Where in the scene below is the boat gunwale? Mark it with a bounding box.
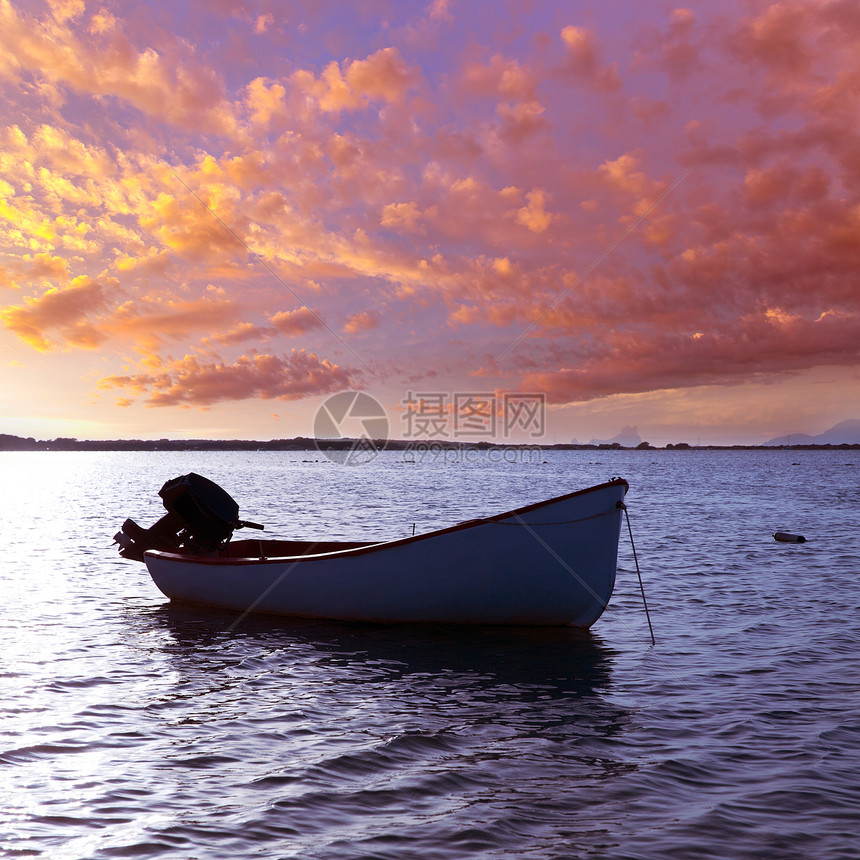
[144,477,628,567]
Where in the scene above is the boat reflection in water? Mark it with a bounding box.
[148,603,620,701]
[119,545,638,858]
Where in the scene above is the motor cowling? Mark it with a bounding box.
[114,473,262,561]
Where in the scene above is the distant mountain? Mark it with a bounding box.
[589,425,643,446]
[766,419,860,446]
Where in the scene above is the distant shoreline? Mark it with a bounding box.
[1,433,858,452]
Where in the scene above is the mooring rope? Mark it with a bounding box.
[621,502,655,646]
[460,500,656,644]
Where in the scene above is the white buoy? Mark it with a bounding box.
[773,532,807,543]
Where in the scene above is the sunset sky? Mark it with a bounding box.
[1,0,858,445]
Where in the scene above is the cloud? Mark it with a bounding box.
[89,8,117,34]
[48,0,84,23]
[245,77,287,127]
[427,0,453,24]
[107,297,242,347]
[730,2,811,76]
[0,0,237,132]
[138,192,247,262]
[98,349,355,406]
[559,26,621,92]
[290,47,422,113]
[460,54,537,101]
[515,189,553,233]
[343,310,379,334]
[520,309,860,403]
[30,123,115,179]
[0,275,109,350]
[269,306,325,337]
[254,13,273,35]
[496,99,547,143]
[0,253,69,287]
[2,0,860,425]
[381,201,423,232]
[634,8,703,82]
[206,322,274,345]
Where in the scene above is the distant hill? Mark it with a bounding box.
[766,419,860,446]
[589,425,643,446]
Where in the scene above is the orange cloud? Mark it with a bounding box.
[290,47,422,113]
[0,252,69,286]
[98,349,355,407]
[108,297,241,346]
[515,189,553,233]
[138,191,247,262]
[0,1,237,132]
[0,275,109,350]
[31,124,115,179]
[343,310,379,334]
[245,76,286,127]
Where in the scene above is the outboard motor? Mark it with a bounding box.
[114,473,263,561]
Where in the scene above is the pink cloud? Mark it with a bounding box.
[730,2,811,76]
[98,349,355,407]
[657,8,701,80]
[496,100,548,143]
[269,306,325,337]
[460,54,538,101]
[206,322,274,346]
[520,310,860,403]
[381,201,423,232]
[559,26,621,92]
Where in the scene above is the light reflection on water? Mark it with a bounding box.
[1,449,859,858]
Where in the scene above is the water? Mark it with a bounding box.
[1,448,858,859]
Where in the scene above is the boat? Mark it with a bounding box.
[115,473,629,627]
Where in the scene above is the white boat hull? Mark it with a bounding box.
[144,479,628,627]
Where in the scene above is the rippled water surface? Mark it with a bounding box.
[1,449,859,859]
